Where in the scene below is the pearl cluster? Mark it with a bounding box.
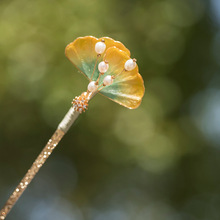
[98,61,109,73]
[103,75,113,86]
[124,58,136,71]
[88,81,98,92]
[87,40,137,93]
[95,39,106,54]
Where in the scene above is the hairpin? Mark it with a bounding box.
[0,36,145,219]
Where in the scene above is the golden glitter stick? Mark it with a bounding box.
[0,36,145,219]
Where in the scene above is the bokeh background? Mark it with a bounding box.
[1,0,220,219]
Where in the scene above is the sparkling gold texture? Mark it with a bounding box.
[0,129,65,220]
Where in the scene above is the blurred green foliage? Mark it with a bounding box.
[1,0,220,219]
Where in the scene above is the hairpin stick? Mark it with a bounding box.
[0,91,93,220]
[0,36,144,219]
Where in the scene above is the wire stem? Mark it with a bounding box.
[90,55,99,81]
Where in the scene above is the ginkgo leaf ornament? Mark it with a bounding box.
[65,36,145,109]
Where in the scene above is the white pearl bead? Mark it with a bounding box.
[124,59,136,71]
[98,61,109,73]
[88,81,98,92]
[103,75,113,86]
[95,42,106,54]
